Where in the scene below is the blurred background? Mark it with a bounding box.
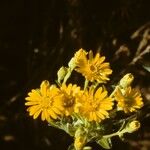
[0,0,150,150]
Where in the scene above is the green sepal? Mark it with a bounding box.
[68,143,75,150]
[97,137,112,149]
[83,146,92,150]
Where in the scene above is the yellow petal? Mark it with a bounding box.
[25,101,39,106]
[28,105,41,116]
[40,80,50,96]
[33,109,42,119]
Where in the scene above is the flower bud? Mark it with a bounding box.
[68,48,87,70]
[75,48,87,58]
[68,57,76,70]
[119,73,134,88]
[127,121,141,133]
[74,136,86,150]
[74,127,87,150]
[57,66,68,83]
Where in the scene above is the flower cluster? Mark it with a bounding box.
[25,49,144,150]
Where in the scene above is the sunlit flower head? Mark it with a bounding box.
[59,84,82,116]
[75,87,113,122]
[74,49,112,83]
[114,87,143,113]
[25,80,63,122]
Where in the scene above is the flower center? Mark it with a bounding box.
[89,65,97,72]
[89,99,99,111]
[63,96,75,108]
[41,97,53,109]
[124,97,134,106]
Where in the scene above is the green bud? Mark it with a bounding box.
[68,57,76,70]
[120,120,141,136]
[119,73,134,88]
[127,121,141,133]
[57,66,68,83]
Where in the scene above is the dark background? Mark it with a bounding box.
[0,0,150,150]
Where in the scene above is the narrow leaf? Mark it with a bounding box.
[143,65,150,72]
[97,137,112,149]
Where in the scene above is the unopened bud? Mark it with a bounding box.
[69,48,87,69]
[57,66,68,83]
[74,136,86,150]
[74,127,87,150]
[68,57,76,70]
[74,48,87,59]
[119,73,134,88]
[127,121,141,133]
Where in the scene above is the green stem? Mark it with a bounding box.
[103,121,126,138]
[63,68,72,84]
[103,131,119,138]
[84,79,89,90]
[48,121,60,128]
[110,86,119,98]
[103,128,127,139]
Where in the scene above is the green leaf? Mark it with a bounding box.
[143,65,150,72]
[97,137,112,149]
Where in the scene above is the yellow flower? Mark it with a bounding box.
[75,87,113,122]
[74,49,112,83]
[59,84,82,116]
[25,80,63,122]
[114,87,143,113]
